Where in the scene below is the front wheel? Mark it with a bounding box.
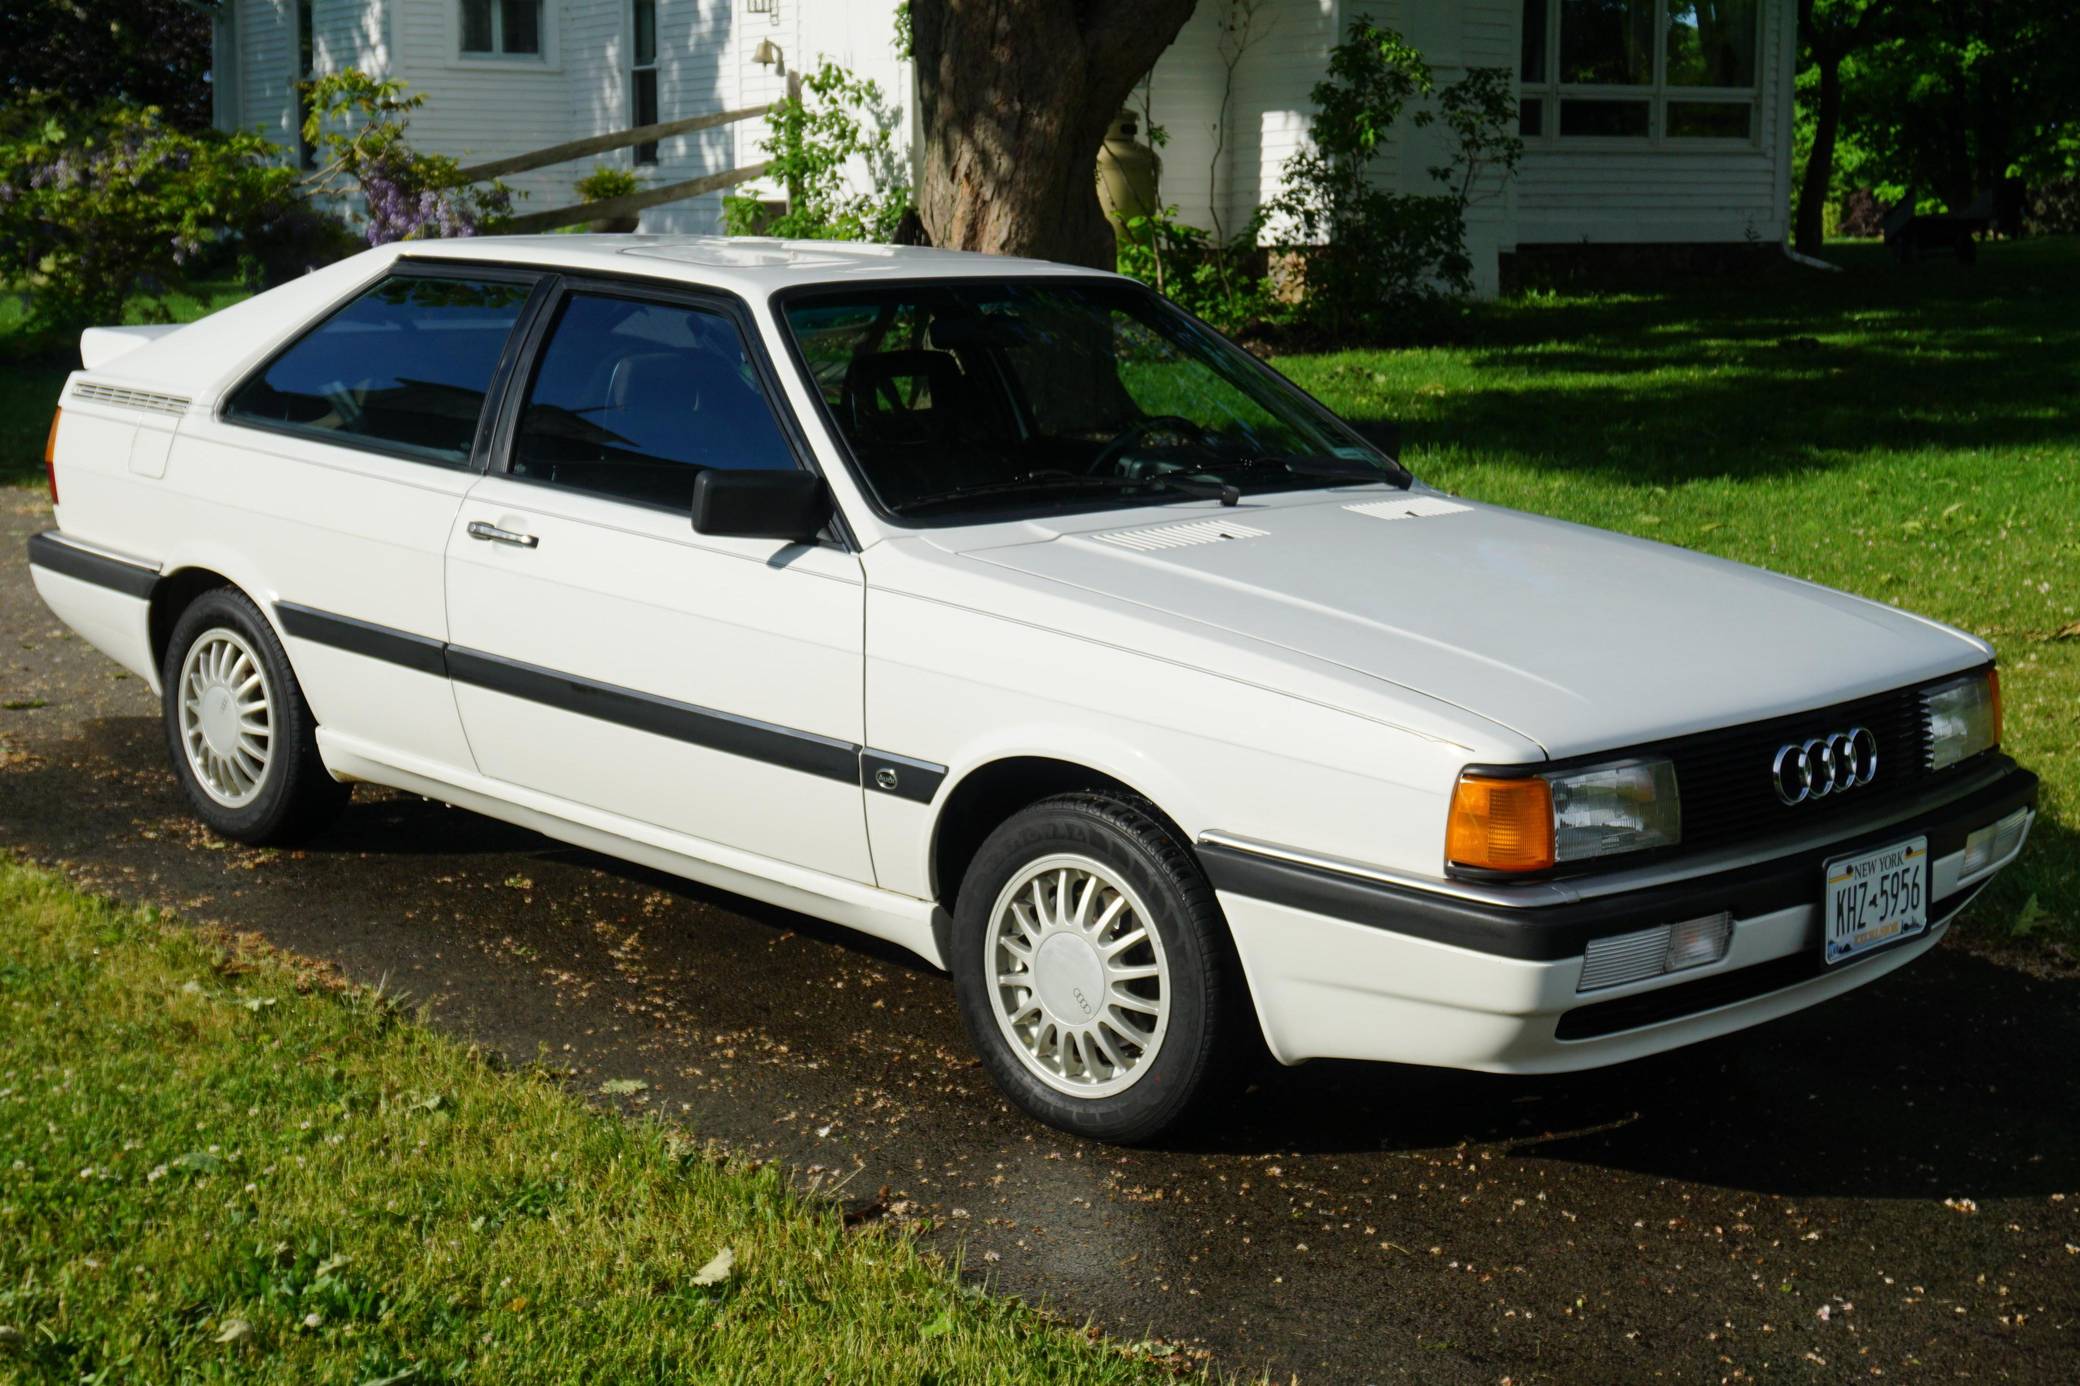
[161,587,347,844]
[950,793,1241,1143]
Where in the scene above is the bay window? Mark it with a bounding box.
[1520,0,1760,142]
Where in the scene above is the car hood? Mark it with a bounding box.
[953,490,1988,758]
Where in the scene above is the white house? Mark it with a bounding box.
[213,0,1798,296]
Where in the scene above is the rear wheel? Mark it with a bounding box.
[951,793,1240,1143]
[161,587,346,844]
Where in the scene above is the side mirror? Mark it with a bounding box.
[691,469,833,543]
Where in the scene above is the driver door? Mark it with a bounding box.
[442,279,873,883]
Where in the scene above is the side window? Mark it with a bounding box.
[227,274,531,465]
[509,292,799,510]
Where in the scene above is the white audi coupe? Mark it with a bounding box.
[31,236,2036,1140]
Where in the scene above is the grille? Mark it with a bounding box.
[1586,683,1937,859]
[70,380,190,417]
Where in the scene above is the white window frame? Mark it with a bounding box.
[454,0,556,66]
[1519,0,1764,150]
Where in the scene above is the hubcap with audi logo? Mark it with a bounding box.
[1771,726,1878,805]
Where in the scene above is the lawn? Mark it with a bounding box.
[1277,238,2080,951]
[7,242,2074,948]
[0,859,1190,1383]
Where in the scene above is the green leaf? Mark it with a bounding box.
[598,1078,648,1096]
[2011,894,2048,938]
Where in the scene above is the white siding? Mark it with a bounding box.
[231,0,298,150]
[636,0,738,234]
[1146,0,1520,293]
[212,0,1802,284]
[1142,0,1343,239]
[388,0,576,214]
[1514,0,1796,245]
[1386,0,1521,296]
[1139,4,1238,236]
[311,0,388,77]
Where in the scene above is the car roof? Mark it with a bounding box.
[395,234,1106,295]
[72,235,1119,399]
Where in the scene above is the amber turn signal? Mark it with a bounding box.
[44,407,61,506]
[1445,773,1556,873]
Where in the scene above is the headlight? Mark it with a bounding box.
[1447,758,1681,874]
[1925,668,2001,770]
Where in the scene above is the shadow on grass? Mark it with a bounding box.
[1324,238,2080,485]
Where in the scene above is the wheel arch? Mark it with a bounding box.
[927,754,1199,962]
[147,565,243,678]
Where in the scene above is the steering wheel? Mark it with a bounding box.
[1086,414,1207,475]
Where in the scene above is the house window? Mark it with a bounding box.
[295,0,317,169]
[1520,0,1759,142]
[461,0,543,56]
[632,0,659,164]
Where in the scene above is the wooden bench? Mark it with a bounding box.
[1882,191,1994,264]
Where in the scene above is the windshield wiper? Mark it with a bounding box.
[892,470,1240,514]
[1191,453,1414,488]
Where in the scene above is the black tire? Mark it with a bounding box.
[950,793,1242,1144]
[160,586,347,844]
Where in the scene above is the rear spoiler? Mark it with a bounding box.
[80,324,184,371]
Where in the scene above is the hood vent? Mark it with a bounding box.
[1092,518,1270,552]
[1345,496,1470,522]
[70,380,191,419]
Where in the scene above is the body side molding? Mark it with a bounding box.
[269,598,944,794]
[276,601,448,677]
[26,531,160,599]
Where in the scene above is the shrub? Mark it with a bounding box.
[0,98,300,335]
[2025,176,2080,236]
[1837,187,1886,238]
[723,61,910,241]
[575,165,640,204]
[1263,15,1520,340]
[1115,206,1280,335]
[301,71,513,244]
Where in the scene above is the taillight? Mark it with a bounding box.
[44,407,61,506]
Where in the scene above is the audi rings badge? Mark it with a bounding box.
[1771,727,1879,805]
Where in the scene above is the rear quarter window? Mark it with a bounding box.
[225,274,533,465]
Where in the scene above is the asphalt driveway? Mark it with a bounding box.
[4,496,2075,1383]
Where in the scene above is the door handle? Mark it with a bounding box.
[466,520,539,548]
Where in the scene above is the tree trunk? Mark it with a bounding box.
[1794,48,1844,254]
[910,0,1198,268]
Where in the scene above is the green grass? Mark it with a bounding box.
[1275,237,2080,950]
[0,860,1189,1383]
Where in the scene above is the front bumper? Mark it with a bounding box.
[1200,760,2038,1071]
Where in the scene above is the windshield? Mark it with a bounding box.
[778,279,1401,521]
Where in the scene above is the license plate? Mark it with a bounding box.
[1823,837,1929,964]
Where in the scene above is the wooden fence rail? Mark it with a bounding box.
[453,75,799,232]
[496,161,771,235]
[451,103,778,185]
